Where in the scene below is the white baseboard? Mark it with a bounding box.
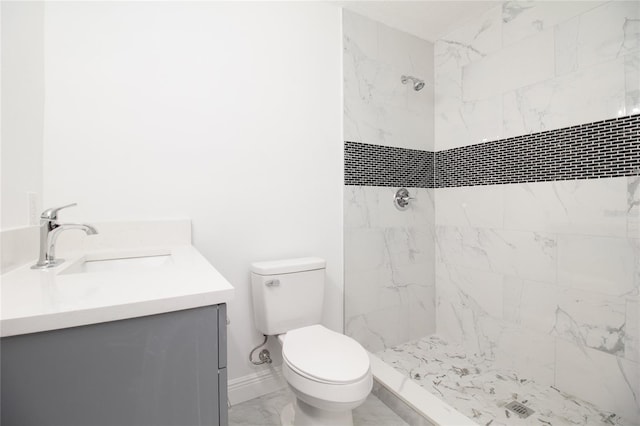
[228,366,287,406]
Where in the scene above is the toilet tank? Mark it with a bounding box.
[251,257,326,336]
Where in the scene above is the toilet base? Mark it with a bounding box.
[280,399,354,426]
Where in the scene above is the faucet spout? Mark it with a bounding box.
[53,223,99,236]
[45,223,99,265]
[31,204,98,270]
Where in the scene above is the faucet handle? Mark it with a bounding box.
[41,203,77,220]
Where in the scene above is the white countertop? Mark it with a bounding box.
[1,245,234,337]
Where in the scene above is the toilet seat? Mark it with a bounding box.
[282,325,370,385]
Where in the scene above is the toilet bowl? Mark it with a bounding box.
[250,257,372,425]
[278,325,372,426]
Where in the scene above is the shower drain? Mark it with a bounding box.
[505,401,535,418]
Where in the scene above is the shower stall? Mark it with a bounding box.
[343,3,639,425]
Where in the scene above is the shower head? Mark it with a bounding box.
[401,75,425,91]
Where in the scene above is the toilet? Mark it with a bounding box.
[251,257,372,426]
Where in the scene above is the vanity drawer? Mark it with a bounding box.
[1,304,227,426]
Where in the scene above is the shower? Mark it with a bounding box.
[344,3,639,425]
[400,75,425,91]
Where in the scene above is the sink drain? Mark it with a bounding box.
[506,401,534,418]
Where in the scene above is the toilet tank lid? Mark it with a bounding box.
[250,257,326,275]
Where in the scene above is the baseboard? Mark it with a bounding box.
[228,365,287,406]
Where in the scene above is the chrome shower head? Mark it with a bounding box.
[401,75,425,91]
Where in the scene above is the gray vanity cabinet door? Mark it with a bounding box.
[1,305,222,426]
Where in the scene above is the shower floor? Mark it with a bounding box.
[377,335,632,426]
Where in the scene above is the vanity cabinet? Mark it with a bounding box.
[1,304,228,426]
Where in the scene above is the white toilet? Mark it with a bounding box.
[251,257,372,426]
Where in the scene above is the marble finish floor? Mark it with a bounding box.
[379,335,635,426]
[229,388,409,426]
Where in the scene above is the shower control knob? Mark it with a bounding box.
[394,188,415,210]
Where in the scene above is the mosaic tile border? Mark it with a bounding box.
[344,141,434,188]
[436,114,640,187]
[344,114,640,188]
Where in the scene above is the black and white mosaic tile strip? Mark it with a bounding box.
[344,141,434,188]
[345,114,640,188]
[437,114,640,187]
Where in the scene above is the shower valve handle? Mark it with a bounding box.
[394,188,414,210]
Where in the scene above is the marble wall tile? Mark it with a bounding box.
[438,5,502,60]
[557,234,636,296]
[345,186,435,351]
[437,266,562,383]
[434,177,639,416]
[553,287,627,356]
[344,227,388,272]
[382,190,433,229]
[377,23,432,94]
[346,305,411,353]
[344,62,406,147]
[436,0,638,149]
[344,186,376,229]
[343,11,378,145]
[463,30,555,102]
[626,297,639,363]
[435,186,503,228]
[345,186,433,229]
[555,1,640,76]
[502,277,630,360]
[433,226,484,276]
[503,178,629,237]
[408,297,436,342]
[384,228,434,268]
[342,8,378,61]
[343,10,433,151]
[555,339,640,421]
[435,94,503,148]
[345,228,433,276]
[435,260,501,354]
[437,226,556,283]
[493,326,556,385]
[502,57,626,138]
[502,1,605,48]
[629,176,640,239]
[344,267,395,318]
[436,262,505,320]
[625,53,640,114]
[434,287,494,356]
[344,187,434,233]
[390,261,434,289]
[502,276,558,334]
[428,1,640,418]
[433,41,462,98]
[434,293,465,347]
[434,5,503,149]
[345,266,434,317]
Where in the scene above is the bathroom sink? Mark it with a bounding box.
[60,252,173,275]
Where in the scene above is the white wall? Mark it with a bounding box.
[38,2,343,384]
[1,1,44,230]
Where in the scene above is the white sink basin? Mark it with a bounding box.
[60,252,173,275]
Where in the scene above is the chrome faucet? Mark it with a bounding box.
[31,203,98,269]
